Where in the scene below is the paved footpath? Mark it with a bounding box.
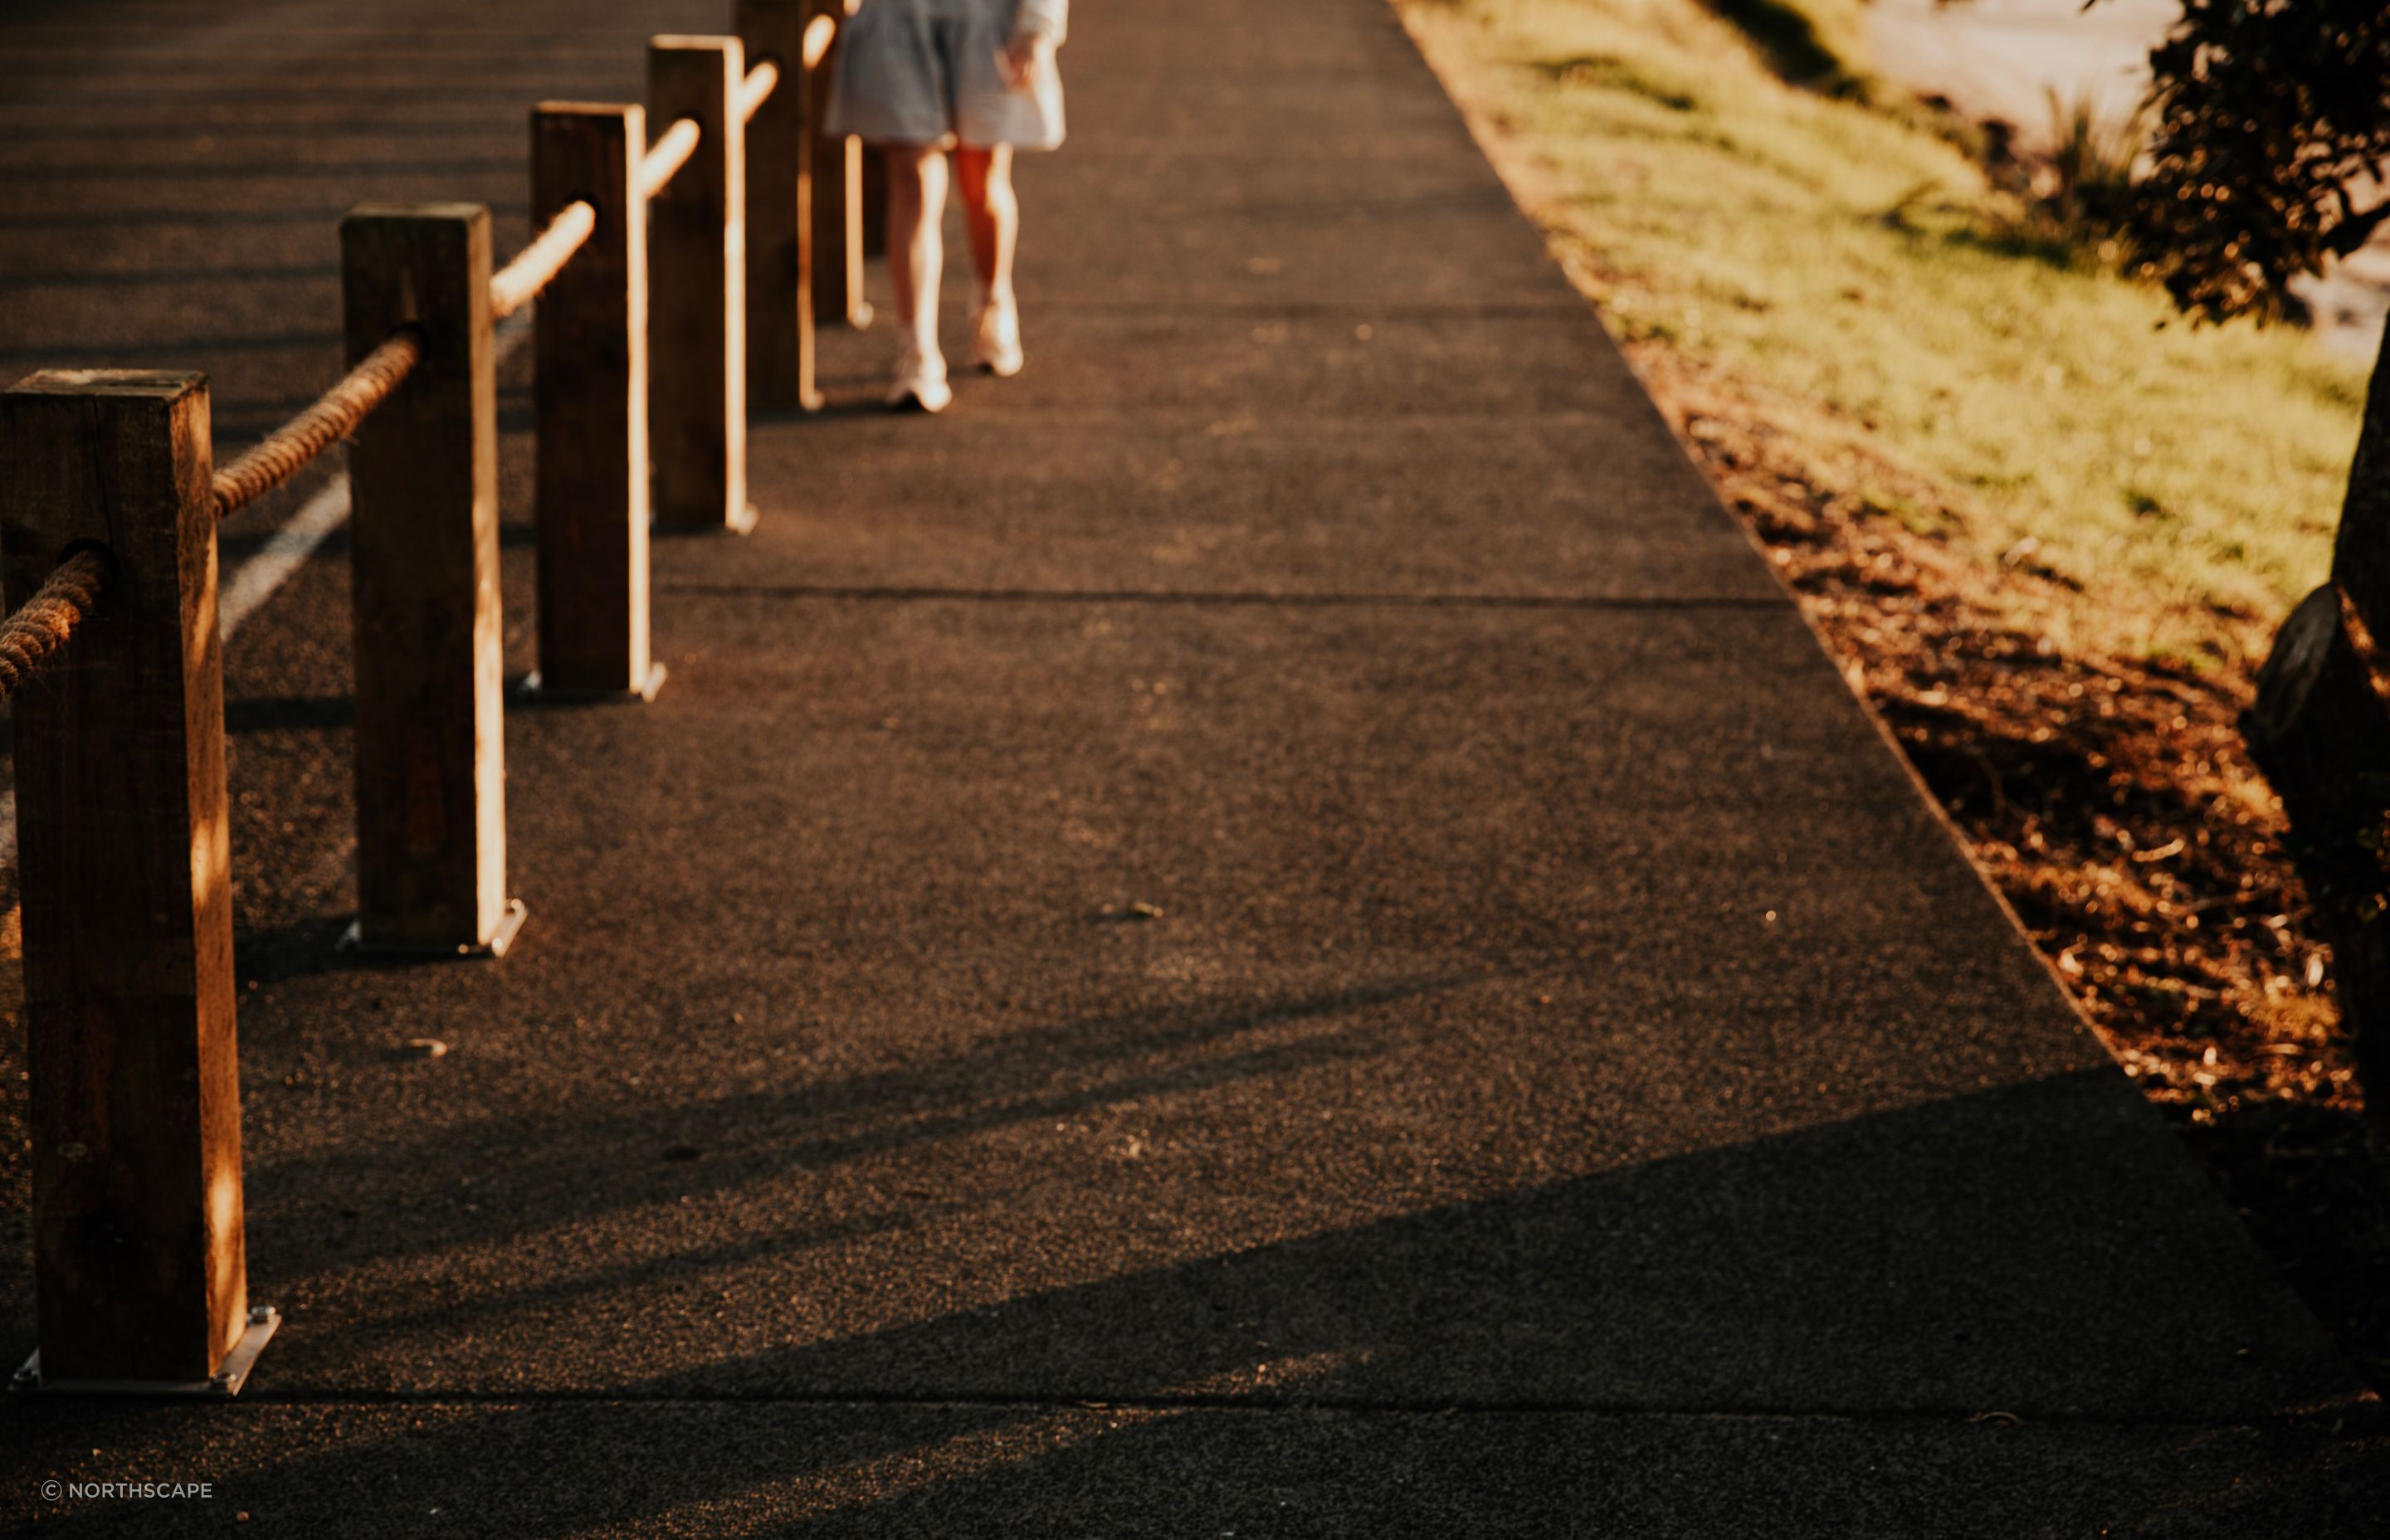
[3,0,2386,1533]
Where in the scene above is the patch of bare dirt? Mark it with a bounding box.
[1623,337,2390,1388]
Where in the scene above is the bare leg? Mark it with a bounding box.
[954,144,1018,307]
[883,143,949,358]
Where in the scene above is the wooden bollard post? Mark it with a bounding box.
[735,0,823,412]
[340,205,527,956]
[529,103,665,701]
[0,371,276,1395]
[807,0,871,329]
[649,37,754,534]
[860,139,888,260]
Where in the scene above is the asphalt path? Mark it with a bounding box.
[2,1,2384,1533]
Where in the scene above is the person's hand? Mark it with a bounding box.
[997,31,1055,90]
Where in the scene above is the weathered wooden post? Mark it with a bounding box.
[340,204,527,956]
[736,0,822,412]
[0,371,276,1394]
[807,0,871,329]
[649,37,754,534]
[860,129,887,260]
[529,102,666,700]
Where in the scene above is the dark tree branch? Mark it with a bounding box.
[2326,193,2390,260]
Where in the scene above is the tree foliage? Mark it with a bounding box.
[2116,0,2390,323]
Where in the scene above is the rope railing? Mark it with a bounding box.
[736,58,779,124]
[210,329,422,520]
[203,178,625,530]
[0,547,111,702]
[637,116,702,202]
[491,199,597,321]
[6,7,869,1401]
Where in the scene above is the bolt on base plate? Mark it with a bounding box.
[339,898,529,960]
[12,1306,280,1398]
[513,661,669,704]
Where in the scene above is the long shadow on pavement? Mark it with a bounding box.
[4,1074,2381,1537]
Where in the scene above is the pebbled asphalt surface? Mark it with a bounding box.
[2,0,2384,1533]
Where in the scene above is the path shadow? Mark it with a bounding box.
[224,696,353,736]
[226,976,1467,1282]
[2,1075,2376,1537]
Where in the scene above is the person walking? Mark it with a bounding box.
[824,0,1069,412]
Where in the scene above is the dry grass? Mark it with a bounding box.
[1402,0,2365,664]
[1396,0,2390,1384]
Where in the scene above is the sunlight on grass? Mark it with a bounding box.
[1397,0,2366,661]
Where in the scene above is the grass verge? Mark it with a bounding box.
[1394,0,2389,1381]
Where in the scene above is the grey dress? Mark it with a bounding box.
[824,0,1067,150]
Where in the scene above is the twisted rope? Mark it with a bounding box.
[490,201,595,321]
[737,59,779,123]
[0,547,112,701]
[210,330,422,519]
[637,118,701,201]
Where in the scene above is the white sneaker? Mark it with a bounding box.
[972,295,1025,378]
[888,342,952,413]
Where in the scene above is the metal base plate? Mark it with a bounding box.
[656,504,758,539]
[339,898,528,960]
[515,661,668,704]
[12,1307,279,1398]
